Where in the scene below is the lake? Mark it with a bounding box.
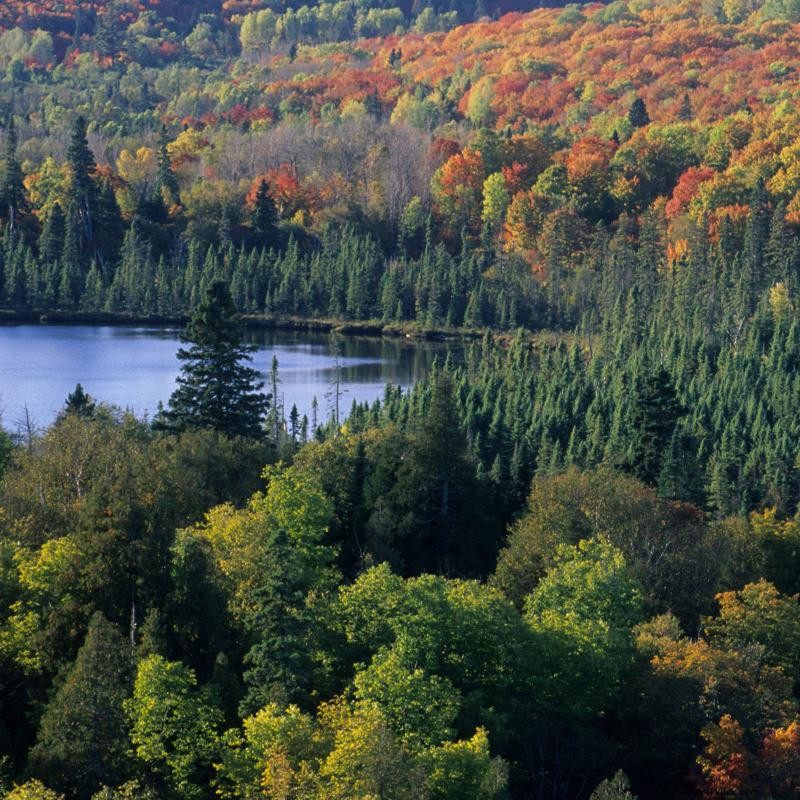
[0,325,460,430]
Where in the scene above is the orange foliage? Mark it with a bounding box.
[699,717,800,797]
[666,167,716,219]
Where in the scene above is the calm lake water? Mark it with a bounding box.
[0,325,459,430]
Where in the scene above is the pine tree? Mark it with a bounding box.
[28,613,133,799]
[628,97,650,129]
[93,0,127,58]
[156,126,179,206]
[39,203,65,264]
[0,115,26,229]
[67,116,97,249]
[629,366,684,485]
[61,383,96,418]
[240,528,314,715]
[250,178,277,247]
[155,280,270,438]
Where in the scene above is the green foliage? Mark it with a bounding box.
[590,770,637,800]
[524,538,644,715]
[126,654,223,800]
[155,280,270,438]
[28,613,132,799]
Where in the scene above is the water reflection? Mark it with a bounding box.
[0,325,461,429]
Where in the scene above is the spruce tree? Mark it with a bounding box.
[250,178,277,247]
[628,97,650,129]
[1,115,26,228]
[156,126,179,206]
[629,366,684,486]
[39,203,65,264]
[28,613,132,799]
[155,280,270,438]
[61,383,96,418]
[67,116,97,249]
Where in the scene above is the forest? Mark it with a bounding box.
[3,0,800,797]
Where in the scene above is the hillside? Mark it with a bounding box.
[5,2,800,799]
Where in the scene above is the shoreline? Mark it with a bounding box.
[0,309,489,343]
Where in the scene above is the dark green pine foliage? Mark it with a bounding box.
[377,371,498,576]
[250,178,278,247]
[628,97,650,129]
[0,115,26,228]
[157,126,180,206]
[93,0,127,58]
[61,383,96,418]
[627,366,684,486]
[155,280,270,438]
[27,613,132,800]
[66,116,98,253]
[240,528,315,716]
[39,203,65,265]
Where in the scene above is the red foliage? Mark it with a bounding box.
[666,167,716,219]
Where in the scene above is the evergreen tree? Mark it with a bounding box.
[93,1,127,58]
[156,126,179,206]
[376,372,496,576]
[67,116,97,250]
[61,383,96,419]
[28,613,132,799]
[240,528,314,715]
[39,203,65,265]
[628,97,650,129]
[0,115,26,229]
[250,178,277,247]
[155,280,270,438]
[628,366,684,485]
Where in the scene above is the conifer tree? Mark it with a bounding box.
[628,97,650,129]
[28,613,132,799]
[67,116,97,248]
[39,203,65,264]
[155,280,270,438]
[156,126,179,206]
[61,383,96,418]
[628,366,684,486]
[0,115,26,229]
[250,178,277,247]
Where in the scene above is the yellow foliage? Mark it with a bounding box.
[116,147,158,187]
[22,156,70,217]
[768,282,793,319]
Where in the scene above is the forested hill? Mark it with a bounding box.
[0,0,571,61]
[6,0,800,798]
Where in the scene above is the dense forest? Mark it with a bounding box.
[3,0,800,797]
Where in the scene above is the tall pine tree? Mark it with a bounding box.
[155,280,270,438]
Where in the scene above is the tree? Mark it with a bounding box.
[249,178,277,247]
[628,367,684,485]
[155,280,270,438]
[126,655,222,800]
[156,127,179,207]
[5,781,64,800]
[590,770,637,799]
[61,383,96,419]
[628,97,650,129]
[524,537,644,716]
[94,1,127,58]
[66,116,97,250]
[28,613,133,799]
[1,115,26,229]
[373,373,495,576]
[703,580,800,682]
